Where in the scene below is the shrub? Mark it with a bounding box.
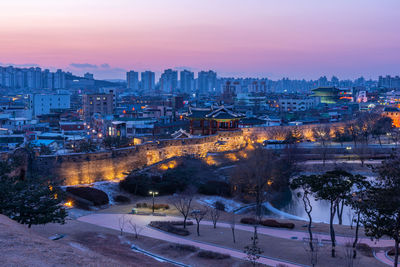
[153,203,170,210]
[136,203,170,210]
[120,170,190,196]
[214,201,225,211]
[197,250,230,259]
[136,202,148,208]
[151,221,193,226]
[119,174,152,196]
[240,218,295,229]
[149,221,190,236]
[260,219,295,229]
[198,180,231,196]
[114,195,130,203]
[66,187,109,206]
[240,217,258,225]
[357,243,373,257]
[169,243,198,252]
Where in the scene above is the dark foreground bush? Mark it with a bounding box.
[197,250,230,259]
[149,221,190,236]
[66,187,109,206]
[260,219,295,229]
[169,243,198,252]
[240,217,258,225]
[114,195,130,203]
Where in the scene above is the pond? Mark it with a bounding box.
[270,190,354,225]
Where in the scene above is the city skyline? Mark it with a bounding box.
[1,0,400,80]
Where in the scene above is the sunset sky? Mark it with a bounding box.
[0,0,399,79]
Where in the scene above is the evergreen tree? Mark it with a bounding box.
[0,159,67,228]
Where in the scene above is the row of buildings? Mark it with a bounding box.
[0,66,66,90]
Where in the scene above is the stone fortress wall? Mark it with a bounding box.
[33,131,246,185]
[32,123,345,186]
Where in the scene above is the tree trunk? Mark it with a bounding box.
[352,211,360,258]
[183,216,187,229]
[330,201,336,257]
[378,135,382,147]
[395,239,399,267]
[196,222,200,236]
[337,200,344,225]
[303,193,314,252]
[256,189,261,218]
[231,228,236,243]
[213,221,216,228]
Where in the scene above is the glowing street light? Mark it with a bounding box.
[149,190,159,214]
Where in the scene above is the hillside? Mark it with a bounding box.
[0,215,149,266]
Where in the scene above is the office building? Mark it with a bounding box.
[30,92,71,117]
[82,93,114,121]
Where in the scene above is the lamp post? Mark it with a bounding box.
[149,190,159,214]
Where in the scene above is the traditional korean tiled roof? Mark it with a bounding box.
[171,128,193,139]
[186,105,244,120]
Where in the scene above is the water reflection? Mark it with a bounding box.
[270,189,353,225]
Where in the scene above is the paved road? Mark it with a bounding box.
[78,213,307,267]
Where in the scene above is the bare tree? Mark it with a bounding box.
[118,215,126,236]
[244,225,263,267]
[353,143,369,167]
[128,219,143,239]
[172,192,193,229]
[303,236,319,267]
[343,241,359,267]
[209,206,221,229]
[230,213,236,243]
[191,208,208,236]
[291,176,315,259]
[346,122,361,148]
[312,125,331,166]
[230,147,280,218]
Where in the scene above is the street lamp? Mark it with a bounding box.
[149,190,159,214]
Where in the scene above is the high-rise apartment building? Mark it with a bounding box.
[379,75,400,89]
[53,69,66,89]
[160,69,178,93]
[180,70,194,93]
[126,70,139,90]
[197,70,217,93]
[141,71,155,93]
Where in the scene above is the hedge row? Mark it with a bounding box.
[240,217,295,229]
[197,250,230,259]
[149,221,191,236]
[136,203,170,209]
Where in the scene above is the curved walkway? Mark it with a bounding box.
[79,213,396,266]
[78,213,307,267]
